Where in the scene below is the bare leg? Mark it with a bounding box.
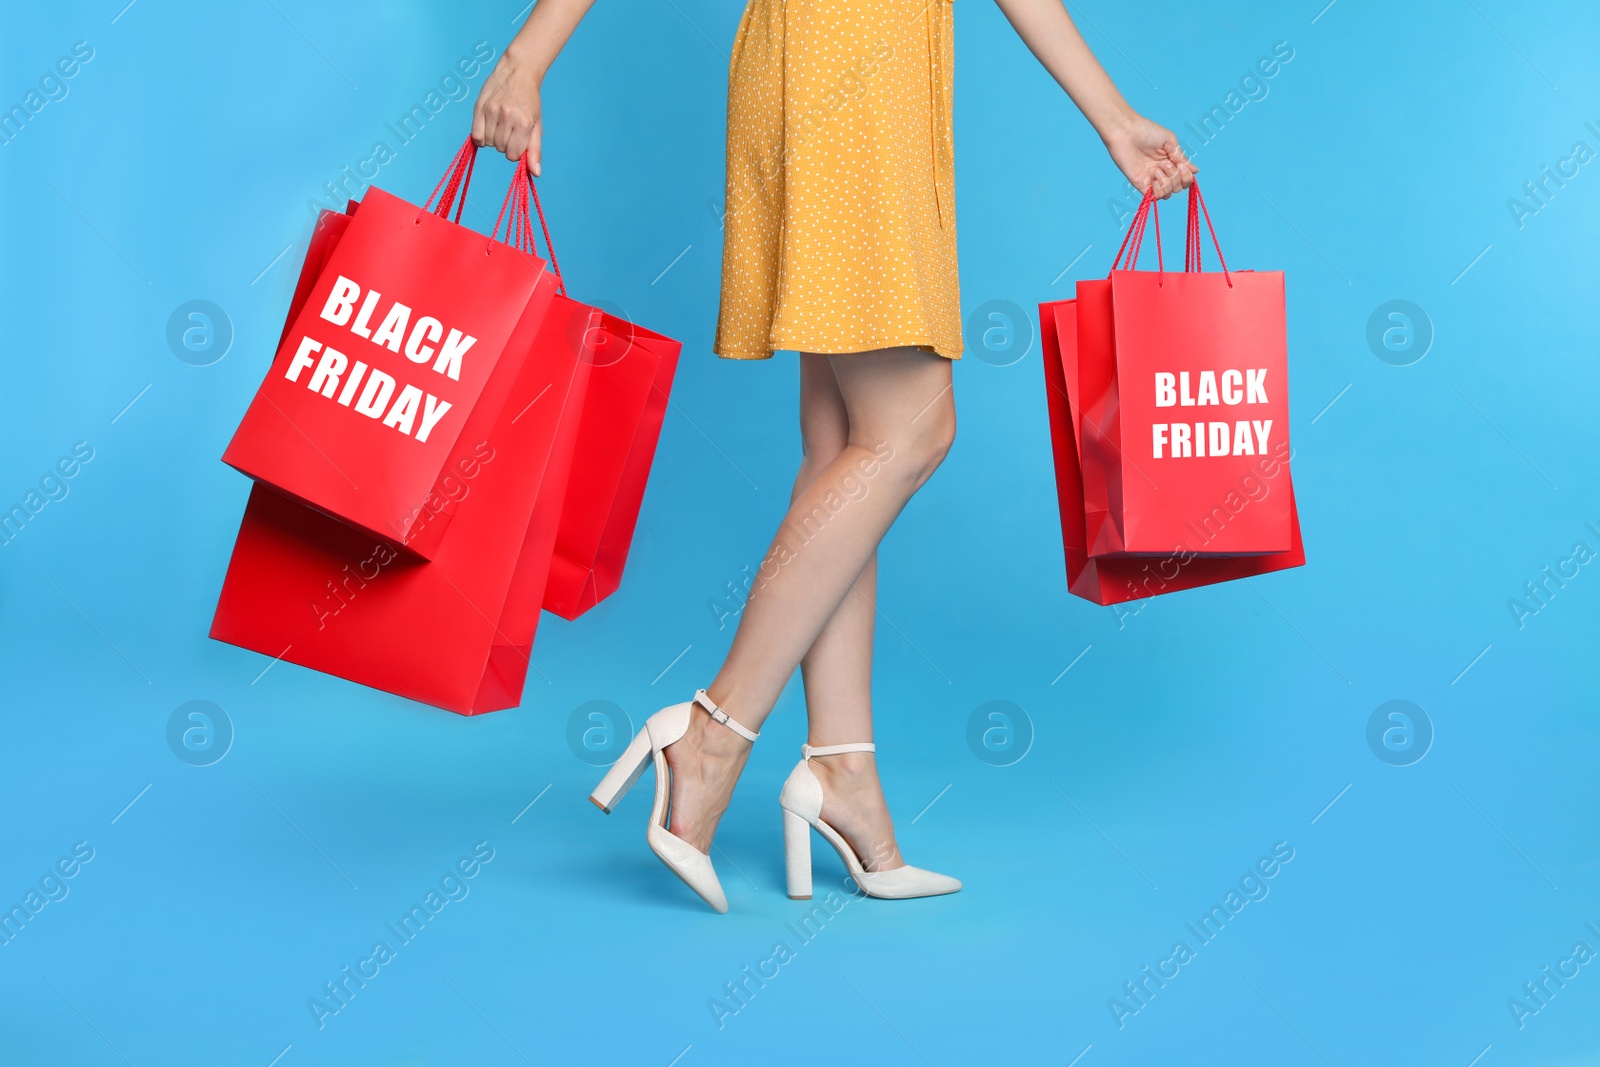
[790,357,905,872]
[664,347,955,853]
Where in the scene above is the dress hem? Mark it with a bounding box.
[714,338,963,361]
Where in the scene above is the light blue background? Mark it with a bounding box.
[3,1,1598,1064]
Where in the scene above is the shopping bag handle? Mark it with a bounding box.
[425,138,479,223]
[520,153,566,295]
[1111,188,1163,275]
[496,157,567,296]
[1184,181,1231,285]
[1111,182,1233,289]
[425,138,567,295]
[419,138,525,257]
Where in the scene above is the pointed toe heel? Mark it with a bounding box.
[779,741,961,902]
[590,688,759,913]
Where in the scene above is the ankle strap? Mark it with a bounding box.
[693,688,759,742]
[802,742,875,759]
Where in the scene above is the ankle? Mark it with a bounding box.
[809,750,877,780]
[682,717,730,759]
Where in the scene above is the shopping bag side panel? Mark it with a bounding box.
[543,310,656,605]
[1038,299,1090,594]
[274,210,351,354]
[583,331,682,609]
[471,346,592,712]
[1048,299,1139,607]
[1074,278,1129,557]
[491,303,595,661]
[472,644,535,715]
[544,322,681,619]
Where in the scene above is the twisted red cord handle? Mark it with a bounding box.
[1111,189,1153,272]
[1186,183,1201,273]
[429,138,566,291]
[489,162,526,251]
[452,150,476,224]
[1110,181,1232,288]
[426,139,476,218]
[523,153,565,295]
[1112,188,1163,275]
[1188,181,1232,287]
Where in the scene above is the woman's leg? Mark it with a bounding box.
[798,560,907,872]
[788,359,906,872]
[664,347,955,852]
[789,354,872,757]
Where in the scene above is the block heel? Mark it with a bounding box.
[588,727,652,814]
[783,808,813,900]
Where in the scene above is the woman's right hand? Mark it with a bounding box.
[1103,113,1196,200]
[473,47,544,176]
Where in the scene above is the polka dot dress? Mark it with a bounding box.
[714,0,962,361]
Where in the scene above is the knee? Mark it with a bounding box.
[797,428,850,496]
[801,428,849,469]
[874,397,956,488]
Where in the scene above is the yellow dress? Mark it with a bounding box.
[714,0,962,361]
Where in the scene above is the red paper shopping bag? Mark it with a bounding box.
[1039,186,1304,606]
[223,140,557,560]
[488,178,684,621]
[210,167,589,714]
[1077,185,1292,557]
[540,308,680,619]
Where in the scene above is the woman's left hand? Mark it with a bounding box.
[1104,114,1196,199]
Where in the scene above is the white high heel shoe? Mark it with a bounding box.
[779,743,962,901]
[589,688,758,914]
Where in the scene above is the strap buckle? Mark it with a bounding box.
[693,688,759,742]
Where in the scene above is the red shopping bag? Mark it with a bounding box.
[479,171,683,620]
[1076,185,1292,557]
[524,204,681,619]
[541,309,680,619]
[266,155,681,622]
[1040,186,1304,606]
[210,167,590,714]
[223,141,558,560]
